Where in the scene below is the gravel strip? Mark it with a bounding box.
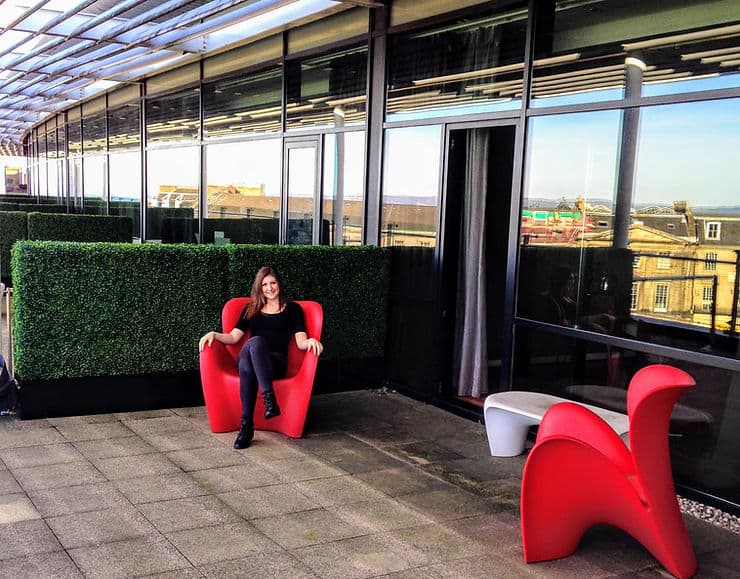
[679,496,740,535]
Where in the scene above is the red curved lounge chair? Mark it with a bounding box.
[199,297,323,438]
[520,364,697,579]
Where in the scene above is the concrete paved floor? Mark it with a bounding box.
[0,389,738,578]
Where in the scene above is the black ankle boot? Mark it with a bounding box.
[233,420,254,449]
[263,391,281,419]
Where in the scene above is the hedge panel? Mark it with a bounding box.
[227,245,390,360]
[0,211,27,282]
[17,203,67,213]
[28,212,133,242]
[11,241,228,380]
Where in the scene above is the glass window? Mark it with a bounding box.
[146,88,200,144]
[630,282,639,310]
[386,9,526,122]
[286,144,318,245]
[108,104,141,153]
[632,100,740,344]
[204,139,281,244]
[532,0,740,108]
[654,284,669,312]
[381,126,442,248]
[322,131,365,245]
[203,68,282,138]
[82,156,105,208]
[706,221,721,239]
[146,147,199,243]
[518,100,740,359]
[67,120,81,155]
[702,285,714,311]
[82,112,106,154]
[285,45,367,130]
[511,328,740,507]
[108,104,142,237]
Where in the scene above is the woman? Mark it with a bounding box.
[199,266,323,449]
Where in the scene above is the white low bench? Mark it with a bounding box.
[483,390,630,457]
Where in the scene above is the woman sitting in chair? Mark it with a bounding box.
[198,266,323,449]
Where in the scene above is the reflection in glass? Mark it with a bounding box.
[386,9,526,122]
[108,104,141,237]
[519,100,740,358]
[82,112,106,154]
[286,145,317,245]
[322,131,365,245]
[109,151,141,238]
[512,325,739,508]
[532,0,740,108]
[381,126,442,248]
[146,88,200,144]
[146,147,199,243]
[204,139,280,244]
[203,68,282,138]
[285,45,367,130]
[82,155,105,209]
[67,120,82,158]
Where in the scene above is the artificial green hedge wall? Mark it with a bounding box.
[12,242,227,380]
[11,242,390,381]
[227,245,390,360]
[17,203,67,213]
[28,213,133,242]
[0,211,27,281]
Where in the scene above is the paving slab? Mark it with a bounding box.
[114,472,210,504]
[293,473,388,507]
[251,507,368,549]
[67,534,191,579]
[164,520,281,565]
[0,468,22,493]
[26,481,131,517]
[165,445,248,471]
[328,497,433,533]
[72,435,157,460]
[189,461,283,492]
[137,494,241,533]
[46,505,158,549]
[355,465,453,498]
[199,550,318,578]
[0,550,84,578]
[0,518,63,561]
[292,534,414,579]
[217,482,319,520]
[121,415,201,436]
[12,461,107,491]
[0,442,87,469]
[136,428,223,452]
[90,452,180,480]
[0,425,65,449]
[259,455,348,483]
[52,421,136,443]
[0,492,42,524]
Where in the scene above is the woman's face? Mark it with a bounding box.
[261,274,280,300]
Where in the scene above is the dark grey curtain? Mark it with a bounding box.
[454,128,489,397]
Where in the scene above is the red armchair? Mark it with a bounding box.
[520,364,697,579]
[199,298,323,438]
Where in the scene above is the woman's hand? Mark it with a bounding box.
[303,337,323,356]
[199,331,216,352]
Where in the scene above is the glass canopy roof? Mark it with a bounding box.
[0,0,376,155]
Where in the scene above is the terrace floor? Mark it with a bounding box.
[1,389,738,578]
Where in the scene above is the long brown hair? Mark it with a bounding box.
[245,266,286,319]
